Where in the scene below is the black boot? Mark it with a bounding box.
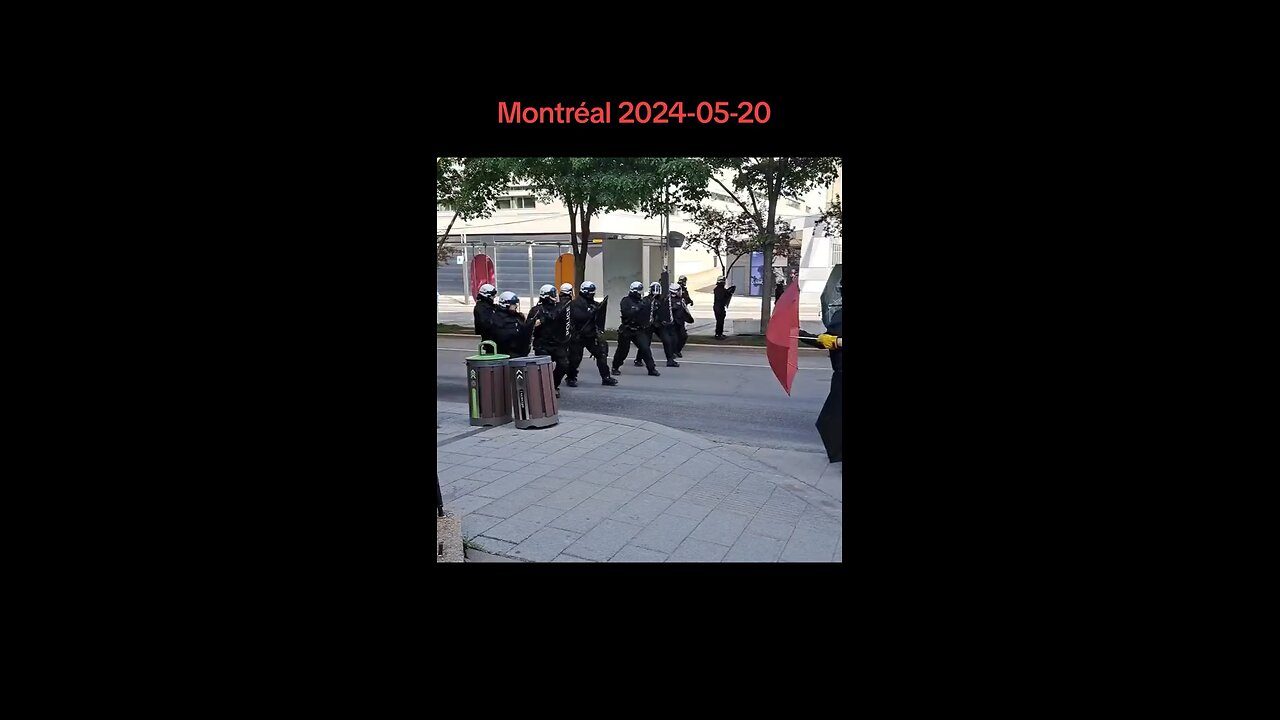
[667,361,680,367]
[555,387,561,398]
[633,360,643,367]
[611,367,621,375]
[566,378,578,387]
[602,376,618,386]
[675,352,682,358]
[648,369,661,376]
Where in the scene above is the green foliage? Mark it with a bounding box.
[504,157,715,279]
[435,158,515,265]
[818,196,842,239]
[685,206,791,275]
[695,158,842,332]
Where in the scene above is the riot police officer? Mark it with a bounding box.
[712,276,735,340]
[491,291,532,358]
[650,282,680,367]
[567,281,618,387]
[633,281,663,367]
[672,281,694,358]
[529,284,571,397]
[473,283,498,344]
[612,281,660,376]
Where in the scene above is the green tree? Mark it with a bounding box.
[511,157,712,282]
[685,205,791,281]
[817,196,842,240]
[435,158,513,266]
[700,158,842,333]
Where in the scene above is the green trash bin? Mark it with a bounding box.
[465,341,512,427]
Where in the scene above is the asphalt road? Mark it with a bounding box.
[436,336,834,453]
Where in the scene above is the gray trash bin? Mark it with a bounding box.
[465,341,512,427]
[506,355,559,429]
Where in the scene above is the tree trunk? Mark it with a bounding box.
[573,204,591,285]
[436,211,460,266]
[575,211,590,284]
[760,207,777,333]
[567,201,579,292]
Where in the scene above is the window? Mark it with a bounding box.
[831,242,842,265]
[437,202,455,212]
[496,196,536,209]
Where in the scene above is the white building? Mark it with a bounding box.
[436,168,841,321]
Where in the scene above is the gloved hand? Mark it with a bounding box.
[817,333,839,350]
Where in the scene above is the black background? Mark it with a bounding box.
[124,75,1123,673]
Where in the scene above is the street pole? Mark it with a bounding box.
[461,232,470,304]
[660,185,670,289]
[527,240,535,315]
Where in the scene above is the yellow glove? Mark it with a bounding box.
[817,333,839,350]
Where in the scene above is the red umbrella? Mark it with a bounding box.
[766,282,801,395]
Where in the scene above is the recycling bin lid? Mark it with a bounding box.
[506,355,550,366]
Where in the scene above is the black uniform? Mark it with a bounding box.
[651,292,678,364]
[820,306,842,462]
[800,305,842,462]
[672,296,693,356]
[490,308,532,358]
[473,298,497,345]
[613,293,657,373]
[713,284,735,337]
[568,296,611,383]
[530,297,571,389]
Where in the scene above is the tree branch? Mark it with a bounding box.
[711,176,760,231]
[436,211,459,247]
[747,185,761,226]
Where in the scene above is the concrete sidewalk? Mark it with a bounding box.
[436,401,841,562]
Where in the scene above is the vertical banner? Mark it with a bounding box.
[749,251,764,296]
[554,253,575,296]
[470,254,496,298]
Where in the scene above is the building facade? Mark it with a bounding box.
[436,168,842,316]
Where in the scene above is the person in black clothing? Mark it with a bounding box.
[566,281,618,387]
[649,282,680,367]
[529,284,571,396]
[490,291,532,358]
[799,282,842,462]
[558,282,574,302]
[612,281,660,376]
[674,276,694,358]
[678,275,693,305]
[473,283,498,344]
[712,276,736,339]
[634,281,662,367]
[670,283,694,358]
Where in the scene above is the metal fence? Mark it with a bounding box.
[437,235,578,307]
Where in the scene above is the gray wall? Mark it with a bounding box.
[601,238,643,331]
